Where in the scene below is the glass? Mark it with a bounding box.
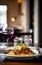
[14,37,18,47]
[24,37,29,46]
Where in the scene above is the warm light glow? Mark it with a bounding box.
[18,0,22,3]
[11,17,15,22]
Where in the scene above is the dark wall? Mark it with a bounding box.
[39,0,42,47]
[30,0,34,29]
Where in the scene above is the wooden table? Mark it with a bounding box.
[0,62,42,65]
[0,55,42,65]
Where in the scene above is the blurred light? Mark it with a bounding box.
[18,0,22,3]
[11,17,15,22]
[0,5,7,11]
[29,29,33,33]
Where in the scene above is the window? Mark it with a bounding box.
[0,5,7,32]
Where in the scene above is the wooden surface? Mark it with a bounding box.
[0,62,42,65]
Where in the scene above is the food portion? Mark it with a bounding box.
[7,43,35,56]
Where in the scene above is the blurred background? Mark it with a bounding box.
[0,0,42,47]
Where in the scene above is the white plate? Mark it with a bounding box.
[0,46,39,57]
[6,46,39,58]
[6,53,40,57]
